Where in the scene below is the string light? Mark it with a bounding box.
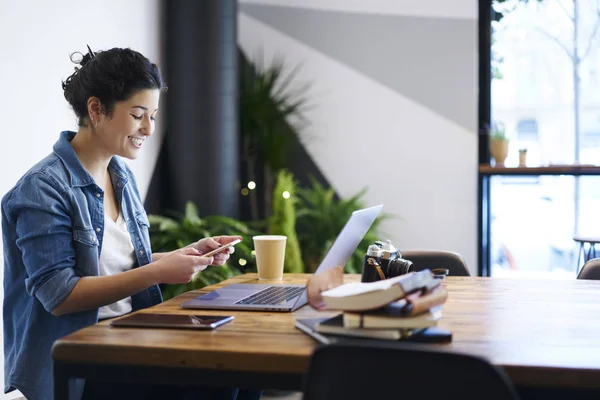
[251,250,256,256]
[247,181,256,190]
[282,191,290,199]
[241,188,249,196]
[238,258,247,266]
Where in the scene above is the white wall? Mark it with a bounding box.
[238,0,479,274]
[0,0,162,397]
[241,0,478,19]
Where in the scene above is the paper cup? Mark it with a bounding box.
[253,235,287,280]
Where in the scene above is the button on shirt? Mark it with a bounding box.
[1,131,163,400]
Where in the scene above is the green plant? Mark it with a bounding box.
[295,177,392,274]
[240,50,311,220]
[268,169,304,273]
[489,121,508,141]
[148,202,259,300]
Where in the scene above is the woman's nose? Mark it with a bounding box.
[141,116,152,136]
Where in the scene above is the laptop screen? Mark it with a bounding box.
[292,204,384,309]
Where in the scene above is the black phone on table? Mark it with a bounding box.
[109,313,234,330]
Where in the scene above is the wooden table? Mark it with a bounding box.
[53,274,600,398]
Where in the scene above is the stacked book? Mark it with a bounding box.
[296,270,449,343]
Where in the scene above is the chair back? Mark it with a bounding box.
[577,258,600,280]
[401,249,470,276]
[303,342,519,400]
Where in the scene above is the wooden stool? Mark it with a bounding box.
[573,235,600,275]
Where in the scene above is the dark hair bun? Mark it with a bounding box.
[62,46,164,126]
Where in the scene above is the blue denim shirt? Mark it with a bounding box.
[2,131,163,400]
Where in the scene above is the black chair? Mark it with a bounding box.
[577,257,600,280]
[401,249,471,276]
[573,235,600,275]
[302,342,519,400]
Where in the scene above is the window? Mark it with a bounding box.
[483,0,600,278]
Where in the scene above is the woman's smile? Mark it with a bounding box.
[128,136,144,148]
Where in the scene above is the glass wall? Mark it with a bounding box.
[489,0,600,277]
[493,0,600,167]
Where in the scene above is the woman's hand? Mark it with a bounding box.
[306,266,344,310]
[192,235,242,266]
[150,247,214,284]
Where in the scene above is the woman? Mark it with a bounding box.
[2,47,260,400]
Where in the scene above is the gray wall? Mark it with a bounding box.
[239,0,479,274]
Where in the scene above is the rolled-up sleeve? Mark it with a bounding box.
[6,173,80,313]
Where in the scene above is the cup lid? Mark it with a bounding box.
[253,235,287,240]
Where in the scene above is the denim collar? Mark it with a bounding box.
[53,131,129,188]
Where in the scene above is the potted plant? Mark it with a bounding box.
[489,121,509,166]
[518,148,528,167]
[239,49,311,221]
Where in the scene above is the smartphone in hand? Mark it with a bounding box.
[200,239,242,258]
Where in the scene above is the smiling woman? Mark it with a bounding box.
[64,48,162,167]
[1,47,261,400]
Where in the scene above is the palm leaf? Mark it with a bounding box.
[295,176,394,273]
[239,49,311,172]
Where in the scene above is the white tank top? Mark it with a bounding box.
[97,211,135,319]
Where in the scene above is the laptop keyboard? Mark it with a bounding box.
[234,286,305,305]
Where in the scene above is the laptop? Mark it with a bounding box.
[180,204,383,312]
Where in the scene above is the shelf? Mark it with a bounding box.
[479,165,600,176]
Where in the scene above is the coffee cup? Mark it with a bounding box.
[253,235,287,280]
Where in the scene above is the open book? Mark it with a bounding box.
[321,270,441,311]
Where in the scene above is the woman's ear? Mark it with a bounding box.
[87,96,103,125]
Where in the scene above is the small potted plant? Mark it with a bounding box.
[519,148,528,167]
[488,121,509,166]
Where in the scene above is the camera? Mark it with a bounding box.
[361,240,414,282]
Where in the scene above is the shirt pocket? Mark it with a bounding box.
[72,228,100,272]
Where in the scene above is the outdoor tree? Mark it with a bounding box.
[533,0,600,233]
[492,0,544,78]
[534,1,599,163]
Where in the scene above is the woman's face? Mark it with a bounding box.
[96,89,160,160]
